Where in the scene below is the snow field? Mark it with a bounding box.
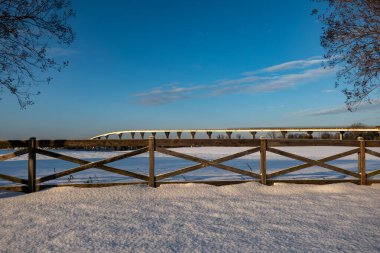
[0,183,379,252]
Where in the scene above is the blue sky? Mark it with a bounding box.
[1,0,379,139]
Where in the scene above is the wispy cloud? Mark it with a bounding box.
[214,68,334,95]
[134,56,334,106]
[218,76,271,85]
[300,100,380,116]
[321,89,336,93]
[242,57,325,76]
[135,85,205,105]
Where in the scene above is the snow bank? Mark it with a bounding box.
[1,183,379,252]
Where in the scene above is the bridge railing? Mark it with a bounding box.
[0,137,379,192]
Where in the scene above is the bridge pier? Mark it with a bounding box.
[307,131,313,139]
[226,131,232,139]
[118,133,123,140]
[151,132,156,138]
[281,131,287,139]
[176,132,182,139]
[165,132,170,139]
[339,131,345,140]
[190,131,196,139]
[130,132,135,139]
[140,132,145,139]
[250,131,257,139]
[206,131,212,139]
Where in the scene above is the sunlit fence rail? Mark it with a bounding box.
[0,137,380,193]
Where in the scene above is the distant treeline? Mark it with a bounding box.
[288,132,378,140]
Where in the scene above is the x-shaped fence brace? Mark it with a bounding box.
[0,149,29,185]
[366,148,380,178]
[266,147,360,178]
[155,147,261,181]
[1,139,380,192]
[267,148,360,178]
[36,147,149,184]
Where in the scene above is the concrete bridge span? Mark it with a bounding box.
[91,127,380,140]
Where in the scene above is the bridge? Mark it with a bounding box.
[91,127,380,140]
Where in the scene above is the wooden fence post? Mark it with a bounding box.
[260,139,267,185]
[28,137,37,193]
[148,136,156,187]
[358,138,367,185]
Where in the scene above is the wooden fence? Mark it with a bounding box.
[0,137,379,193]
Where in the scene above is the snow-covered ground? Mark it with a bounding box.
[1,146,379,185]
[0,183,379,252]
[1,147,380,252]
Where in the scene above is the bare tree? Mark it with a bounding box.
[266,132,280,139]
[0,0,75,108]
[344,123,378,140]
[313,0,380,110]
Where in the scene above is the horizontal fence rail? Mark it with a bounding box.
[0,137,379,193]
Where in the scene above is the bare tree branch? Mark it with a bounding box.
[313,0,380,110]
[0,0,74,108]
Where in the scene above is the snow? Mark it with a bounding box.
[0,183,380,252]
[1,147,380,251]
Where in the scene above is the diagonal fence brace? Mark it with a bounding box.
[268,148,360,179]
[156,147,261,180]
[37,147,149,183]
[267,147,359,178]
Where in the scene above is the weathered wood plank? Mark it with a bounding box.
[36,149,148,181]
[156,147,261,180]
[0,149,28,161]
[364,141,380,147]
[36,139,148,148]
[359,140,366,185]
[148,137,156,187]
[1,138,378,148]
[268,148,360,178]
[367,169,380,178]
[217,147,261,161]
[365,148,380,158]
[267,179,360,184]
[260,139,267,185]
[37,181,148,190]
[267,139,359,147]
[157,179,359,186]
[267,147,359,178]
[28,138,36,192]
[156,139,261,147]
[156,147,260,179]
[37,147,149,183]
[0,173,28,184]
[0,185,28,192]
[156,180,259,186]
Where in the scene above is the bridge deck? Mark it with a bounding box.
[91,127,380,139]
